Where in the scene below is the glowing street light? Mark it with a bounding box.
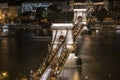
[1,72,8,76]
[0,72,9,80]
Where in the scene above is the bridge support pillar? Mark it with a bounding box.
[73,9,87,25]
[51,23,74,57]
[73,9,88,31]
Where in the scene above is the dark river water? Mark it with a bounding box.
[79,30,120,80]
[0,36,49,80]
[0,30,120,80]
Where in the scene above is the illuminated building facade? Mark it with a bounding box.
[22,2,52,13]
[0,3,8,23]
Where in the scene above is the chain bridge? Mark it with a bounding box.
[30,0,108,80]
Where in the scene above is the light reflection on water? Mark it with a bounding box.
[0,37,49,80]
[80,31,120,80]
[0,30,120,80]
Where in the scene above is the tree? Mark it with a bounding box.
[47,5,61,22]
[35,5,61,23]
[113,7,120,23]
[95,8,107,25]
[35,7,45,21]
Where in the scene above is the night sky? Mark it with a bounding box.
[0,0,105,3]
[0,0,118,2]
[0,0,119,5]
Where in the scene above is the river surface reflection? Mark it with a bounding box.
[80,30,120,80]
[0,30,120,80]
[0,37,49,80]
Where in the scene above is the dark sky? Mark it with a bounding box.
[0,0,118,2]
[0,0,104,2]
